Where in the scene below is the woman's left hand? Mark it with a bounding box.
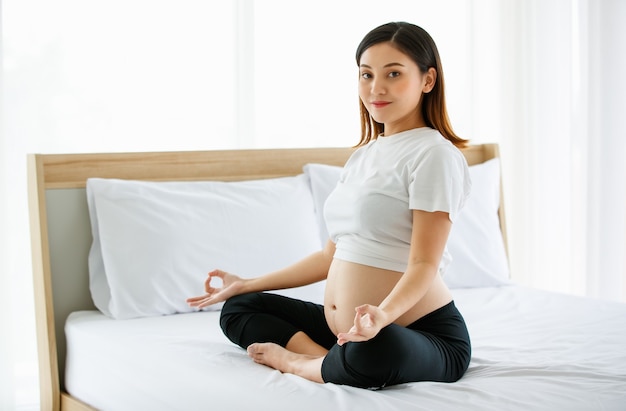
[336,304,389,346]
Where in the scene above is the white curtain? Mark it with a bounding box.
[1,0,624,409]
[496,0,626,300]
[584,0,626,300]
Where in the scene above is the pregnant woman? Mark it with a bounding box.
[187,21,472,390]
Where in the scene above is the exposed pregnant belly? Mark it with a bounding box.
[323,258,452,335]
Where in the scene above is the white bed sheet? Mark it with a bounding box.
[65,285,626,411]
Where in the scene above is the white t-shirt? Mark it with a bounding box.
[324,127,471,273]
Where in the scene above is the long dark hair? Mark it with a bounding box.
[355,22,468,148]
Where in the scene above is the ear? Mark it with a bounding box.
[422,67,437,93]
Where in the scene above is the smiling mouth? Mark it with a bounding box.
[371,102,391,108]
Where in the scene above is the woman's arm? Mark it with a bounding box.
[187,239,335,309]
[337,210,450,344]
[242,239,336,293]
[378,210,451,320]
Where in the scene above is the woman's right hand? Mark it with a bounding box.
[186,269,245,309]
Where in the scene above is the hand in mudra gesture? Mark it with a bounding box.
[186,269,244,309]
[336,304,389,346]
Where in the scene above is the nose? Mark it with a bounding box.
[370,77,386,95]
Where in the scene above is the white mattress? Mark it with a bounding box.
[65,285,626,410]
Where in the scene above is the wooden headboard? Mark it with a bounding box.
[28,144,505,411]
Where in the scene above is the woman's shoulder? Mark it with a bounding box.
[348,128,464,166]
[398,129,465,164]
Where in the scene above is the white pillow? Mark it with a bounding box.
[303,158,510,288]
[303,163,342,247]
[445,158,510,287]
[87,174,325,320]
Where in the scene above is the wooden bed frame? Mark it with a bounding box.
[27,144,505,411]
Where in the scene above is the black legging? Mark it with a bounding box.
[220,292,471,389]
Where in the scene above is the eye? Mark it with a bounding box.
[388,71,401,78]
[360,72,372,79]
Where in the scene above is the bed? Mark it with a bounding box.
[28,144,626,410]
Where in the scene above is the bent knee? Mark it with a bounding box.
[219,293,262,338]
[322,327,456,388]
[322,339,398,389]
[221,293,260,314]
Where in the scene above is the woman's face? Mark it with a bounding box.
[358,42,434,136]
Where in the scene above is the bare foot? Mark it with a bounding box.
[247,342,324,383]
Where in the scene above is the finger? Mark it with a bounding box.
[355,304,373,319]
[337,332,350,346]
[187,294,217,308]
[186,294,208,303]
[355,304,368,313]
[337,331,365,346]
[337,335,347,346]
[338,325,360,342]
[205,270,226,291]
[196,294,219,308]
[355,311,374,333]
[187,299,203,307]
[352,311,364,334]
[187,298,208,307]
[209,269,226,279]
[196,299,214,309]
[204,274,214,291]
[356,305,376,326]
[361,313,373,328]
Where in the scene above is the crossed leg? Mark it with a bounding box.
[220,293,336,383]
[247,331,328,383]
